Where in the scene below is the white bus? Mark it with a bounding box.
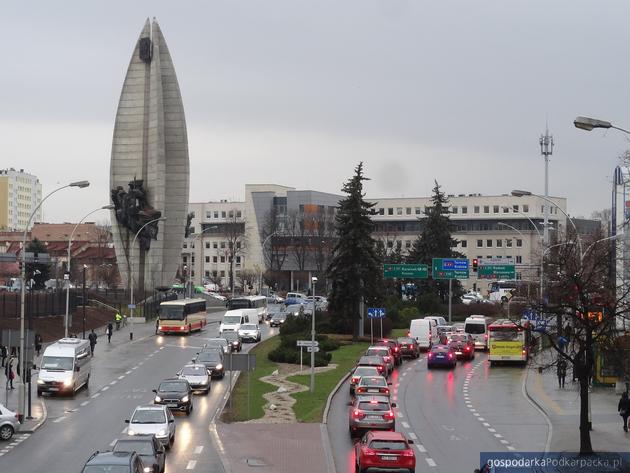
[488,280,518,302]
[227,295,268,322]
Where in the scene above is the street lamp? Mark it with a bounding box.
[187,225,218,298]
[18,179,89,421]
[259,232,277,295]
[65,204,115,337]
[573,116,630,134]
[129,217,167,340]
[310,276,318,393]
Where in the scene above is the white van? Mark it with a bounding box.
[37,338,91,396]
[219,309,258,335]
[409,319,438,350]
[425,316,447,327]
[464,315,492,350]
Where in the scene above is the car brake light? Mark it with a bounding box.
[363,447,377,457]
[428,352,433,358]
[448,353,454,359]
[484,334,488,339]
[383,411,395,420]
[402,449,415,457]
[381,388,389,394]
[351,377,360,384]
[377,365,384,372]
[353,409,365,419]
[394,347,399,352]
[464,346,470,351]
[522,349,527,355]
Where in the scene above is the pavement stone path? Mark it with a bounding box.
[246,362,337,423]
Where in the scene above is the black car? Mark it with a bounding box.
[113,436,165,473]
[270,312,287,327]
[194,349,225,379]
[153,378,193,415]
[375,339,403,366]
[82,451,146,473]
[223,331,242,352]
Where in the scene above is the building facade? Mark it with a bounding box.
[0,168,42,231]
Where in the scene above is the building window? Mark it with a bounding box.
[506,239,513,247]
[221,211,226,218]
[213,256,218,263]
[236,241,241,249]
[415,207,421,215]
[236,256,241,263]
[496,255,502,259]
[516,255,523,264]
[405,240,411,248]
[516,239,523,247]
[191,256,195,263]
[220,242,226,249]
[396,207,402,215]
[484,206,490,213]
[486,239,493,247]
[237,210,242,218]
[396,241,402,250]
[523,204,529,212]
[462,206,468,214]
[183,256,188,263]
[503,206,509,213]
[474,206,480,213]
[206,212,211,219]
[493,205,499,213]
[387,241,393,248]
[183,242,187,249]
[220,256,225,263]
[378,208,384,215]
[205,271,210,277]
[477,239,483,248]
[513,205,519,212]
[388,208,393,215]
[213,242,218,249]
[214,211,219,218]
[506,255,513,259]
[404,207,410,215]
[452,206,458,214]
[205,242,210,249]
[461,240,467,248]
[205,256,210,263]
[220,270,225,277]
[228,210,234,218]
[496,239,502,247]
[480,223,489,231]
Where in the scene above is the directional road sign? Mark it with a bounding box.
[478,264,516,280]
[367,307,386,319]
[432,258,470,280]
[128,304,136,309]
[297,340,319,347]
[307,346,320,353]
[383,264,428,279]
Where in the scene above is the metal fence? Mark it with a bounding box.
[0,290,78,319]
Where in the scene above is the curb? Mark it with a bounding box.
[320,423,336,473]
[209,422,233,473]
[20,398,47,434]
[322,370,351,424]
[522,363,553,453]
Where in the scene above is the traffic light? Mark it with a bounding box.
[472,258,479,272]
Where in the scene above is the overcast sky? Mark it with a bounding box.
[3,1,630,223]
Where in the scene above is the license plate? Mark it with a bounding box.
[367,415,381,420]
[501,356,509,360]
[49,387,58,391]
[367,388,378,393]
[436,355,444,358]
[381,455,398,461]
[167,403,178,408]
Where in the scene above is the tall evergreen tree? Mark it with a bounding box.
[327,163,383,340]
[407,181,464,307]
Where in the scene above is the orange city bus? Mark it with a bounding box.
[157,298,207,335]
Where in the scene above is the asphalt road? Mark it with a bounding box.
[1,310,279,473]
[327,351,548,473]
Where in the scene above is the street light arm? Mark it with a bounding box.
[502,208,542,238]
[611,125,630,136]
[582,234,623,261]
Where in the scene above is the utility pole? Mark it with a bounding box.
[539,127,554,247]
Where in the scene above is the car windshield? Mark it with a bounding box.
[223,315,242,324]
[272,314,286,320]
[131,409,166,424]
[241,324,257,330]
[228,299,252,309]
[449,335,467,342]
[158,382,187,392]
[397,338,414,344]
[358,401,389,412]
[197,352,221,362]
[181,366,206,376]
[223,333,239,341]
[83,467,131,473]
[366,349,388,356]
[360,377,386,387]
[114,440,154,455]
[160,306,184,320]
[369,440,407,450]
[41,356,73,371]
[353,367,378,377]
[465,323,486,334]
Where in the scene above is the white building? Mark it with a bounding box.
[0,168,42,231]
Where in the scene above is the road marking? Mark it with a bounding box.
[402,372,407,377]
[416,444,426,453]
[131,366,138,370]
[186,460,197,469]
[109,439,117,447]
[118,375,125,380]
[478,417,485,421]
[469,408,476,412]
[92,393,101,398]
[102,386,109,391]
[501,440,509,444]
[408,432,417,440]
[193,445,204,454]
[396,412,404,418]
[53,416,66,423]
[488,428,496,432]
[110,380,117,385]
[125,371,132,375]
[426,458,437,467]
[494,434,502,438]
[507,446,516,451]
[80,401,89,407]
[473,413,480,416]
[401,421,410,429]
[138,362,143,366]
[483,422,490,427]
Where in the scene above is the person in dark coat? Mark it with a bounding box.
[619,392,630,432]
[106,323,113,343]
[5,355,15,389]
[557,358,567,389]
[0,345,7,368]
[34,333,43,357]
[88,329,97,356]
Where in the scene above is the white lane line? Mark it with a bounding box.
[53,416,66,423]
[193,445,204,454]
[500,440,509,444]
[507,446,516,451]
[138,361,144,365]
[494,434,502,438]
[473,413,480,417]
[469,409,476,412]
[408,433,417,440]
[125,370,132,375]
[110,380,117,385]
[186,460,197,470]
[118,375,125,380]
[396,412,404,418]
[92,393,101,398]
[416,444,427,453]
[488,428,496,432]
[80,401,89,407]
[402,372,407,377]
[102,386,109,391]
[109,439,117,447]
[482,423,490,427]
[401,421,410,429]
[426,458,437,467]
[478,417,485,421]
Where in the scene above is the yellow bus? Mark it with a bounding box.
[158,298,207,335]
[488,319,529,365]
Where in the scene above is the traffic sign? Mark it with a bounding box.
[383,264,428,279]
[367,307,386,319]
[0,253,16,263]
[432,258,469,280]
[128,304,136,309]
[307,346,320,353]
[297,340,319,347]
[478,264,516,280]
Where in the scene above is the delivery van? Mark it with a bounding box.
[37,338,91,396]
[409,319,438,350]
[219,309,258,335]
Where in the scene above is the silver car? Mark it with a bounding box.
[125,405,175,449]
[238,323,261,342]
[0,403,18,441]
[177,364,211,394]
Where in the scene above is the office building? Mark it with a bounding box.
[0,168,42,231]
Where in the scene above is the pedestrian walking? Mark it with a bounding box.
[34,333,43,357]
[557,358,567,389]
[115,312,122,330]
[106,323,113,343]
[619,392,630,432]
[0,345,7,368]
[5,355,15,389]
[155,318,160,335]
[88,329,97,356]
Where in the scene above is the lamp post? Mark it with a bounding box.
[129,217,167,340]
[573,116,630,135]
[18,180,89,422]
[539,128,554,246]
[188,226,218,298]
[65,204,115,337]
[259,232,277,295]
[82,264,87,339]
[310,276,317,393]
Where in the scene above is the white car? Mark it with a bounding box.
[238,323,261,342]
[125,405,175,449]
[461,293,489,305]
[0,403,19,441]
[177,364,210,394]
[206,291,227,301]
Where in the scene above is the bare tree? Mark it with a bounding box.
[261,209,288,271]
[287,210,309,271]
[308,210,336,273]
[224,209,246,293]
[237,269,258,294]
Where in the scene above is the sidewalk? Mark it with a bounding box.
[525,356,630,453]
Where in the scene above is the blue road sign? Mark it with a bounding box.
[367,307,386,319]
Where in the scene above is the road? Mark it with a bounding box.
[1,310,278,472]
[327,351,549,472]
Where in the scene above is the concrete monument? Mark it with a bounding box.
[110,18,189,293]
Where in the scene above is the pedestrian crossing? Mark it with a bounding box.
[0,434,30,457]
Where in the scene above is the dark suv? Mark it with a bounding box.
[82,451,146,473]
[375,339,403,366]
[194,349,225,379]
[113,435,165,473]
[153,378,193,415]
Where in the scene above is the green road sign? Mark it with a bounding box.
[432,258,470,280]
[383,264,428,279]
[478,264,516,280]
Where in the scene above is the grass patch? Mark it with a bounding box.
[220,336,280,422]
[286,341,370,422]
[390,328,408,338]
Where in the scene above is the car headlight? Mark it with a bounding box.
[144,467,153,473]
[216,363,223,370]
[37,379,44,385]
[154,395,162,402]
[232,341,239,345]
[63,379,73,387]
[156,429,167,438]
[181,395,189,403]
[127,429,136,436]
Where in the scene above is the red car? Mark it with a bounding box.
[354,430,415,473]
[447,333,475,361]
[375,339,403,366]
